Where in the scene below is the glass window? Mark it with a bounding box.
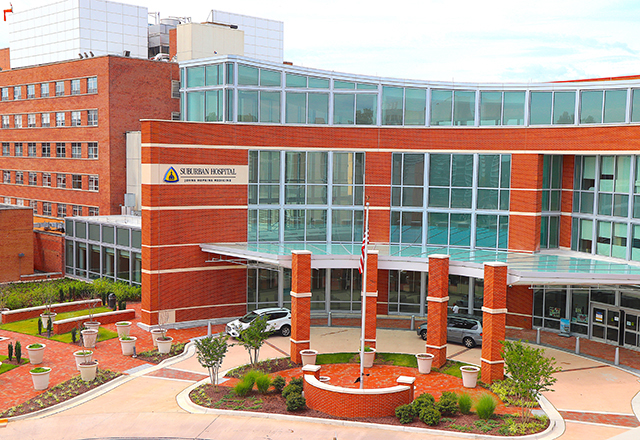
[131,230,141,248]
[87,77,97,93]
[28,114,36,128]
[41,142,50,157]
[187,66,205,87]
[56,112,65,127]
[238,90,258,122]
[355,94,376,125]
[73,205,82,216]
[88,142,98,159]
[260,69,281,87]
[41,113,50,127]
[71,111,81,126]
[14,142,22,156]
[27,84,35,99]
[14,115,22,128]
[480,92,501,125]
[632,89,640,123]
[56,173,66,188]
[286,93,306,123]
[308,93,328,124]
[187,91,204,122]
[382,86,403,125]
[117,249,130,281]
[427,212,447,244]
[103,226,114,244]
[238,65,259,85]
[88,175,99,191]
[117,228,130,246]
[205,64,222,86]
[41,83,50,97]
[260,91,280,123]
[554,92,575,124]
[308,77,329,89]
[71,142,81,158]
[334,94,354,124]
[431,90,452,126]
[70,79,80,95]
[503,91,525,125]
[405,88,426,125]
[604,90,627,123]
[102,247,115,278]
[476,214,498,248]
[13,86,21,99]
[55,81,64,96]
[56,142,66,157]
[286,73,307,88]
[580,91,602,124]
[334,80,355,89]
[72,174,82,189]
[453,91,475,125]
[28,142,36,156]
[1,87,7,100]
[205,90,223,122]
[225,63,234,85]
[530,92,552,125]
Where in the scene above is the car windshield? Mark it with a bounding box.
[239,311,259,323]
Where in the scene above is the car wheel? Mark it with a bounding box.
[463,337,476,348]
[420,329,427,341]
[280,324,291,337]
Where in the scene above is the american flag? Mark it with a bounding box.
[358,228,369,274]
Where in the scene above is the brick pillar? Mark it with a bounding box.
[364,250,379,349]
[481,262,508,384]
[426,254,449,368]
[290,250,312,364]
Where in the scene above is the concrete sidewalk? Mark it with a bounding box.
[1,326,639,440]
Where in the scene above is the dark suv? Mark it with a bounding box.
[416,314,483,348]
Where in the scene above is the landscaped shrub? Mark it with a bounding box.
[255,374,272,394]
[418,406,441,426]
[476,394,497,420]
[412,392,436,413]
[233,380,253,397]
[272,375,286,393]
[242,370,261,388]
[282,382,303,399]
[37,318,42,335]
[436,391,459,416]
[71,327,77,343]
[395,403,417,424]
[14,341,21,363]
[458,393,472,414]
[7,342,13,361]
[285,393,306,411]
[289,377,303,387]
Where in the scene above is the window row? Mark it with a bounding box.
[573,218,640,261]
[1,110,98,128]
[65,241,140,284]
[1,77,97,101]
[0,197,99,217]
[1,170,98,190]
[1,142,98,159]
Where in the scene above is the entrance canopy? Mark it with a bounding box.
[200,243,640,286]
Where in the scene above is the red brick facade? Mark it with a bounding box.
[33,230,64,274]
[481,263,508,384]
[290,251,311,363]
[364,250,379,348]
[426,255,449,368]
[0,206,33,282]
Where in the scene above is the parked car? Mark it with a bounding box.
[416,314,483,348]
[225,307,292,338]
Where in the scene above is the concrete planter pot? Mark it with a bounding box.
[30,367,51,390]
[460,365,480,388]
[362,348,376,368]
[81,328,99,348]
[26,343,46,365]
[73,350,93,370]
[40,312,57,328]
[119,336,137,356]
[416,353,434,374]
[150,329,165,347]
[156,336,173,354]
[84,321,101,330]
[79,360,98,382]
[300,349,318,366]
[115,321,132,338]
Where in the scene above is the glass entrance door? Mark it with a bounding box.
[623,312,639,348]
[591,305,620,344]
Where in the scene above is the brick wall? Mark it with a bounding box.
[33,230,64,274]
[0,206,33,282]
[0,47,9,70]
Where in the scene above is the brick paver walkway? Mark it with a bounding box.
[559,410,640,428]
[0,303,223,413]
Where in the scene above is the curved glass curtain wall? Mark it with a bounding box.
[571,155,640,262]
[182,59,640,127]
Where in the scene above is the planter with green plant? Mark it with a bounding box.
[73,350,93,370]
[156,335,173,354]
[115,321,132,338]
[119,335,137,356]
[26,343,46,365]
[30,366,51,390]
[79,360,98,381]
[362,345,376,368]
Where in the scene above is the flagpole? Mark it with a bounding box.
[359,202,370,389]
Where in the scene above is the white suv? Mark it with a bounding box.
[225,307,292,338]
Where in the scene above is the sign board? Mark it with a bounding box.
[560,318,570,335]
[142,164,249,185]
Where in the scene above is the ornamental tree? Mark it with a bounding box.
[194,333,230,390]
[237,315,273,367]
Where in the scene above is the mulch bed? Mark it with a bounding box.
[189,384,549,436]
[0,369,122,419]
[134,342,187,364]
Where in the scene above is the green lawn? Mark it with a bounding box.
[0,307,118,343]
[0,354,28,374]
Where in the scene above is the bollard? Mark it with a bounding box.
[328,312,332,327]
[411,315,415,331]
[208,321,211,337]
[575,336,580,354]
[615,347,620,365]
[536,327,541,345]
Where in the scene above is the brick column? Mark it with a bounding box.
[426,254,449,368]
[481,262,508,384]
[364,250,379,349]
[290,250,312,364]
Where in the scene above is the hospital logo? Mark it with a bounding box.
[164,167,179,183]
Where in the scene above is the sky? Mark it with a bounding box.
[1,0,640,83]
